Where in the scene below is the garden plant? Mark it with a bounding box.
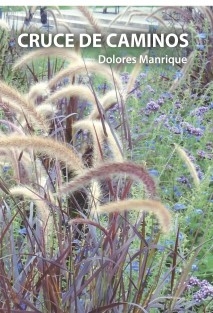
[0,5,212,313]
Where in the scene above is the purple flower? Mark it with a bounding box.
[19,303,27,310]
[197,150,206,158]
[154,114,168,124]
[189,127,204,136]
[161,92,173,99]
[187,276,213,303]
[97,83,110,92]
[157,97,164,105]
[177,176,190,184]
[169,126,181,134]
[139,72,147,79]
[174,101,182,109]
[173,203,186,211]
[196,44,205,50]
[146,101,160,112]
[197,33,207,39]
[197,150,212,160]
[134,89,143,99]
[136,72,147,82]
[187,276,200,287]
[194,285,213,302]
[3,165,10,173]
[190,106,209,117]
[196,168,204,180]
[181,122,204,136]
[120,72,130,84]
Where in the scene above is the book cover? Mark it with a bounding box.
[0,4,212,312]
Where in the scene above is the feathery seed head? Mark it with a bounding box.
[0,135,84,173]
[96,199,172,233]
[59,161,156,198]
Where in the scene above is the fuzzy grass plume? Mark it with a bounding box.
[9,185,53,225]
[0,81,48,132]
[196,7,213,28]
[174,143,200,187]
[0,120,25,135]
[45,9,59,33]
[89,90,122,120]
[35,104,56,119]
[96,199,172,233]
[48,60,122,90]
[58,21,73,33]
[13,47,80,70]
[125,61,142,98]
[0,135,84,173]
[169,51,196,93]
[27,82,50,102]
[47,85,97,107]
[109,6,131,27]
[59,161,156,198]
[77,6,103,35]
[9,185,54,245]
[126,12,167,28]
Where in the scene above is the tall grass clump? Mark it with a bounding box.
[0,6,212,313]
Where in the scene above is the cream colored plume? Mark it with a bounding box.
[10,186,55,244]
[13,47,80,70]
[174,144,200,187]
[28,82,50,102]
[89,90,122,120]
[48,60,122,90]
[0,135,84,173]
[0,81,48,132]
[46,85,97,107]
[96,199,172,233]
